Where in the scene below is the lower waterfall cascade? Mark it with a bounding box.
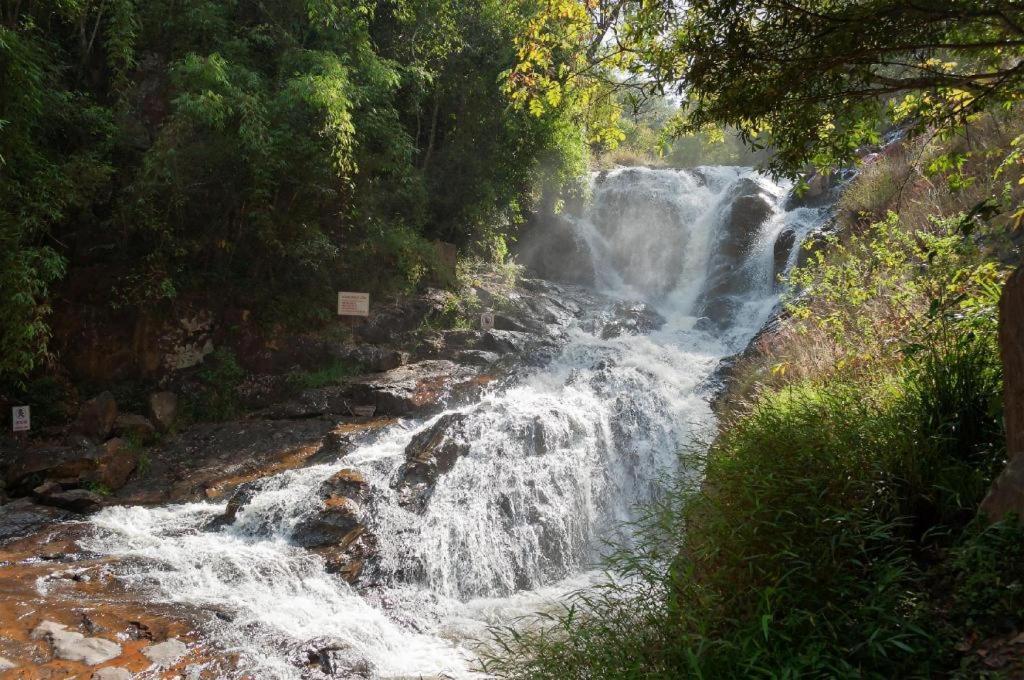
[83,166,829,678]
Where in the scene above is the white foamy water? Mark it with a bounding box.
[83,166,827,678]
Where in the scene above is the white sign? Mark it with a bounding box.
[12,406,30,432]
[338,292,370,317]
[480,312,495,332]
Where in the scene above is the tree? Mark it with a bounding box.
[509,0,1024,175]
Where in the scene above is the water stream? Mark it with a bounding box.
[83,166,827,678]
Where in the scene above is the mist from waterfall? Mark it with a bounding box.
[83,166,828,678]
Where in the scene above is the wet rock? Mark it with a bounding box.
[113,414,156,442]
[212,479,265,527]
[773,228,796,287]
[143,638,187,667]
[394,414,470,510]
[293,497,364,549]
[515,214,596,287]
[292,469,371,581]
[146,387,178,430]
[346,360,479,416]
[598,302,666,339]
[31,620,121,665]
[116,419,337,504]
[73,391,118,440]
[93,668,131,679]
[0,498,71,543]
[33,482,105,514]
[292,636,375,678]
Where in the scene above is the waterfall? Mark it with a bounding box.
[82,166,828,678]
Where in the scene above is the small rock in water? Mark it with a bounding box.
[92,667,132,679]
[143,637,188,667]
[31,620,121,665]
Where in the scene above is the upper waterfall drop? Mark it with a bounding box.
[81,166,829,679]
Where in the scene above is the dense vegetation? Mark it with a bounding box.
[0,0,589,381]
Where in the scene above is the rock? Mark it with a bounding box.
[256,386,352,419]
[147,391,178,432]
[394,414,470,510]
[515,214,596,287]
[87,438,139,491]
[213,479,265,527]
[33,483,105,514]
[0,498,71,543]
[143,638,187,667]
[598,302,666,339]
[93,668,131,679]
[31,620,121,665]
[292,497,364,550]
[291,637,376,678]
[0,656,15,671]
[772,228,796,287]
[319,468,369,503]
[292,469,372,582]
[479,330,529,355]
[5,443,99,493]
[113,414,156,441]
[982,267,1024,520]
[339,345,409,373]
[354,289,449,345]
[73,391,118,440]
[115,419,338,504]
[455,350,501,366]
[345,360,479,416]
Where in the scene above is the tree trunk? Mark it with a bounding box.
[980,266,1024,521]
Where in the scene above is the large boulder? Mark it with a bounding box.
[147,391,178,431]
[393,414,470,510]
[114,418,339,504]
[4,437,136,495]
[345,360,488,416]
[33,481,105,513]
[515,215,596,287]
[292,468,372,582]
[112,413,156,442]
[596,301,666,340]
[72,391,118,440]
[981,267,1024,520]
[773,228,797,288]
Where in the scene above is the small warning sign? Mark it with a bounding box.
[338,292,370,317]
[12,406,30,432]
[480,312,495,331]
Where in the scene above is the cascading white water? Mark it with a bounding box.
[83,166,827,678]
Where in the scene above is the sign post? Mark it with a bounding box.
[12,406,30,435]
[480,311,495,332]
[337,292,370,317]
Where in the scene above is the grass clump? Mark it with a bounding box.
[288,358,364,390]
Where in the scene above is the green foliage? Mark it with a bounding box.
[288,358,364,390]
[190,347,245,422]
[0,0,587,382]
